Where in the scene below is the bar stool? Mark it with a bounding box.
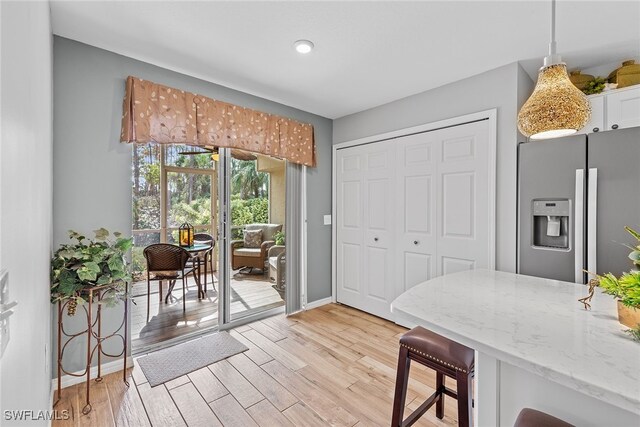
[391,326,475,427]
[513,408,574,427]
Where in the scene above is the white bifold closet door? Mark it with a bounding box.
[336,119,492,320]
[336,142,395,317]
[394,132,437,296]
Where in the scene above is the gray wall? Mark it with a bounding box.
[0,1,53,422]
[53,37,332,370]
[334,62,530,273]
[517,63,536,123]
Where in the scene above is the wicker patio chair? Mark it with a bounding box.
[143,244,198,318]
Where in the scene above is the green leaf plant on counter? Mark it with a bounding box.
[51,228,133,316]
[594,227,640,342]
[623,226,640,268]
[598,271,640,308]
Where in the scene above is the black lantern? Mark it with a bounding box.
[179,223,194,247]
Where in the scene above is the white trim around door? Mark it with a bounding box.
[331,108,497,305]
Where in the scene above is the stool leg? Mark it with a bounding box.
[435,371,444,419]
[456,373,473,427]
[391,346,411,427]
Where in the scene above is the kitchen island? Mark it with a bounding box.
[391,269,640,427]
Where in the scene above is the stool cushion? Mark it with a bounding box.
[514,408,574,427]
[400,326,474,374]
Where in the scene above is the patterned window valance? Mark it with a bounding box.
[120,76,316,167]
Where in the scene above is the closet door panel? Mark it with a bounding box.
[336,149,365,306]
[395,133,437,296]
[361,143,396,317]
[336,141,396,320]
[435,120,491,276]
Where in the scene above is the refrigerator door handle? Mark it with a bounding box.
[574,169,585,283]
[587,168,598,279]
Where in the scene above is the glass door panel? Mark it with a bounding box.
[219,149,286,324]
[165,170,214,243]
[131,143,162,278]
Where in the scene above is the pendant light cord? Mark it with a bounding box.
[545,0,560,66]
[549,0,556,55]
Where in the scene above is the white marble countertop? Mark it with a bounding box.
[390,269,640,415]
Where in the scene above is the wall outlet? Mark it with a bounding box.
[323,215,332,225]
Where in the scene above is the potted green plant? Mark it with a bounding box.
[51,228,133,316]
[582,76,607,95]
[596,227,640,341]
[274,230,285,246]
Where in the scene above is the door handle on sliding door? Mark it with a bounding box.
[574,169,584,284]
[587,168,598,279]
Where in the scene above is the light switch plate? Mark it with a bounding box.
[323,215,332,225]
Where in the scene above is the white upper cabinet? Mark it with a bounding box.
[578,86,640,135]
[606,86,640,131]
[580,94,605,134]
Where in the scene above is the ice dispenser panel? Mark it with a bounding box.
[532,200,570,250]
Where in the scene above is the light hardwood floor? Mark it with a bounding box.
[53,304,459,427]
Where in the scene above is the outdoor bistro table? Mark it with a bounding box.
[181,242,215,297]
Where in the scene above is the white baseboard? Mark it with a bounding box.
[52,356,133,390]
[304,297,332,310]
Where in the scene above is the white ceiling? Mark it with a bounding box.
[50,1,640,119]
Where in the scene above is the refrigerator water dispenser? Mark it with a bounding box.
[532,200,570,250]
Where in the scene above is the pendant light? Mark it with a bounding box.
[517,0,591,140]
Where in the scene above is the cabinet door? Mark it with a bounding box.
[435,120,492,276]
[606,87,640,131]
[577,95,604,135]
[394,133,437,297]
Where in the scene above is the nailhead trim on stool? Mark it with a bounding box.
[400,343,469,373]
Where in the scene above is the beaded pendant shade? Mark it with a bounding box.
[518,63,591,140]
[517,0,591,140]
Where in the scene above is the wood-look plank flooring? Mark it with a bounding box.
[53,304,459,427]
[131,271,284,352]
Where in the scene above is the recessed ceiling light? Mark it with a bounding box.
[294,40,314,54]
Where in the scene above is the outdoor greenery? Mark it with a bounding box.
[231,160,268,199]
[51,229,132,315]
[131,144,271,274]
[231,196,269,226]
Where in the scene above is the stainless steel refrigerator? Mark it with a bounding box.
[518,127,640,284]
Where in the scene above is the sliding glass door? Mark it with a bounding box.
[131,143,296,347]
[131,144,218,352]
[217,148,287,328]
